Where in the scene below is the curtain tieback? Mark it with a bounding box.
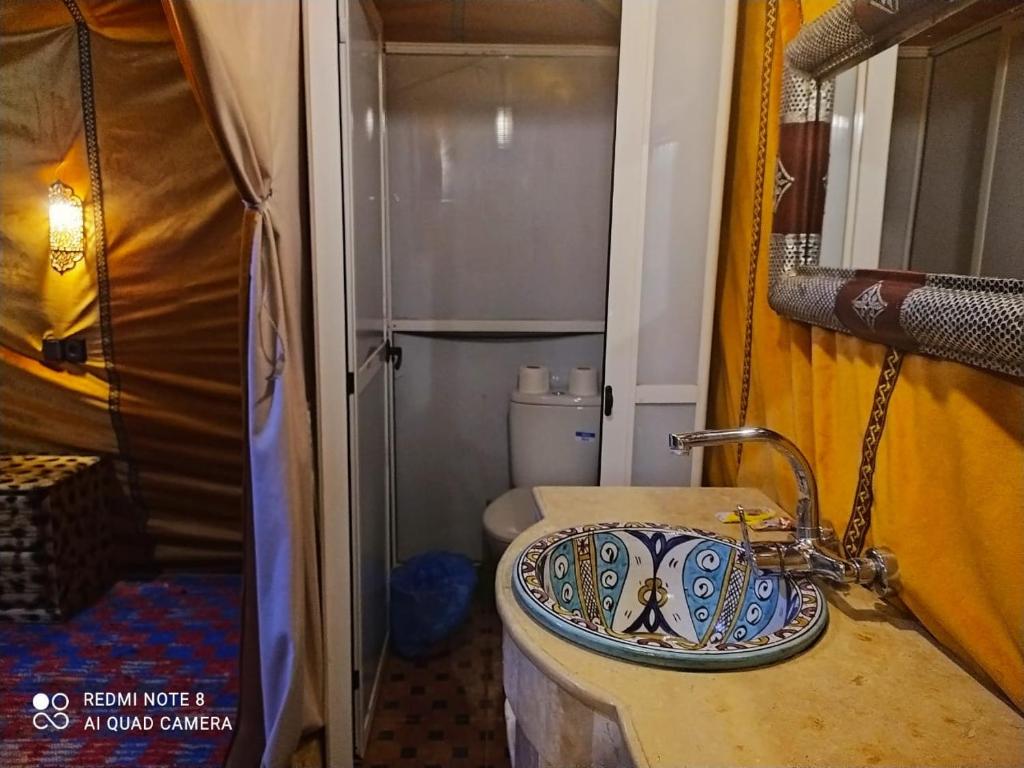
[244,188,273,213]
[246,187,285,389]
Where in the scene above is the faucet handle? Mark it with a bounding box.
[865,546,901,597]
[819,520,839,550]
[734,506,763,577]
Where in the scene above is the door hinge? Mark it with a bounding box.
[603,385,614,417]
[346,371,355,395]
[352,669,361,690]
[385,341,403,370]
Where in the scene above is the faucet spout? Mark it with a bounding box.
[668,427,901,596]
[669,427,820,542]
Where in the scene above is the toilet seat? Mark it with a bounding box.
[483,488,540,546]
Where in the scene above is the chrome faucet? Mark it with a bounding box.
[669,427,900,596]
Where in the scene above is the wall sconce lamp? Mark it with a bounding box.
[495,106,514,148]
[49,180,85,274]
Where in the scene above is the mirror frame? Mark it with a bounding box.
[769,0,1024,378]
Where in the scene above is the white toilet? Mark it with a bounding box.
[482,364,602,558]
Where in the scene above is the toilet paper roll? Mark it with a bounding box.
[568,365,599,397]
[517,365,550,394]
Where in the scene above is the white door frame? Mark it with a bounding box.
[303,0,354,765]
[693,0,739,483]
[820,47,898,271]
[600,0,738,487]
[599,0,658,487]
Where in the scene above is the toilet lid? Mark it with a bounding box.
[483,488,540,543]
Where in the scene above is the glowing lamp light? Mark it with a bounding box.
[49,180,85,275]
[495,107,514,148]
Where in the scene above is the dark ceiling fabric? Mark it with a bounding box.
[0,0,244,566]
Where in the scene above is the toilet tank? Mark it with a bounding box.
[509,391,601,487]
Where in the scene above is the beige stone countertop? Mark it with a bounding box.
[495,486,1024,768]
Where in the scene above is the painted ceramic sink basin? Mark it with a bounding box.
[512,522,827,669]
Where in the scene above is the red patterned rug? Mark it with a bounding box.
[0,575,240,768]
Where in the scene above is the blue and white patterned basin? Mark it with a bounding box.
[512,522,827,669]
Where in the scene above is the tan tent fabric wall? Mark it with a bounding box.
[89,8,245,564]
[0,4,116,460]
[0,0,244,565]
[161,2,324,766]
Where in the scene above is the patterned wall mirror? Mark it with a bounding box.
[769,0,1024,378]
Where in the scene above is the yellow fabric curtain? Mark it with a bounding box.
[161,2,323,766]
[708,0,1024,710]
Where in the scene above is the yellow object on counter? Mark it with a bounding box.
[715,507,773,524]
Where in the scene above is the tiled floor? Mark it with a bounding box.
[361,594,511,768]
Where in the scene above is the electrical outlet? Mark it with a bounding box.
[42,338,64,363]
[64,338,87,363]
[40,337,88,364]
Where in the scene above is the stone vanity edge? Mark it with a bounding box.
[494,485,1024,768]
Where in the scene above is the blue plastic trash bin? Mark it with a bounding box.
[389,551,477,658]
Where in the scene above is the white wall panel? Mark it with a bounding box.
[631,404,696,487]
[394,333,605,561]
[385,54,616,322]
